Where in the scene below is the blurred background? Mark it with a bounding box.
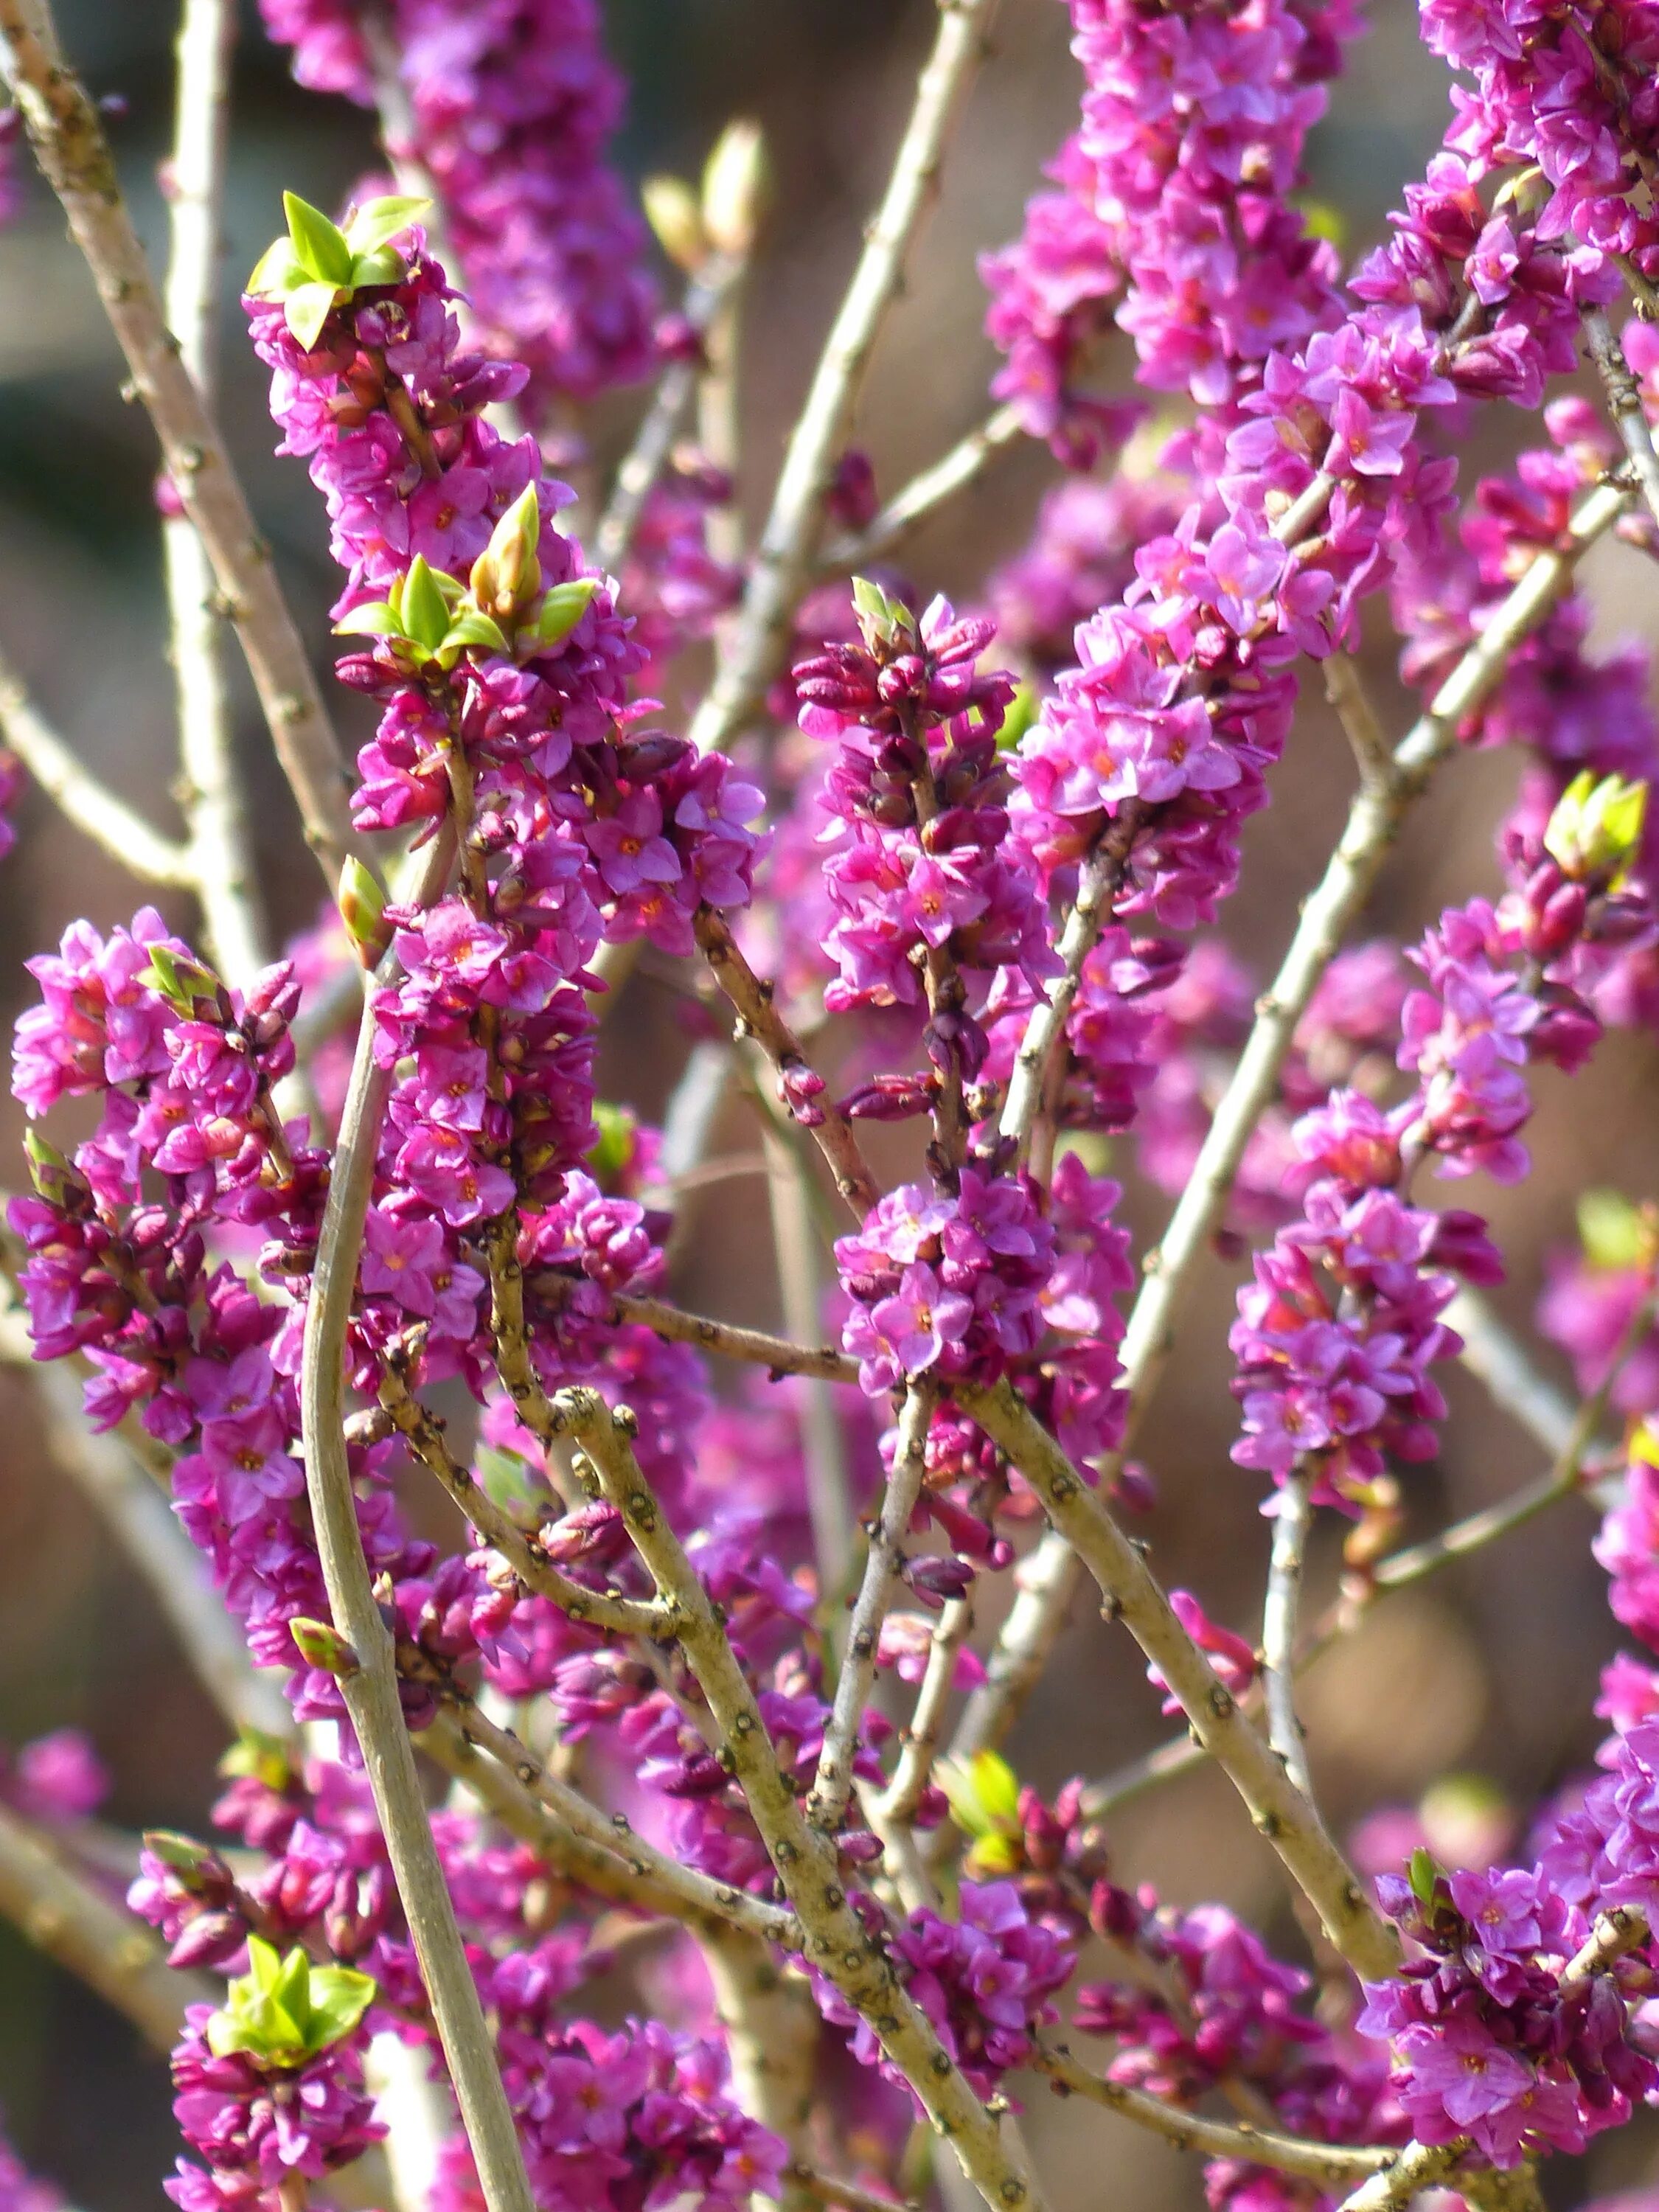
[0,1,1655,2205]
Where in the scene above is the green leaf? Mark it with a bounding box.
[442,610,512,658]
[142,1830,215,1879]
[305,1964,378,2051]
[585,1099,637,1186]
[532,577,599,650]
[246,237,306,299]
[476,1441,547,1531]
[1578,1187,1646,1273]
[333,599,405,639]
[349,246,408,292]
[344,194,431,258]
[283,191,353,288]
[937,1748,1020,1839]
[1407,1846,1441,1908]
[400,556,453,653]
[641,174,706,272]
[850,574,913,651]
[218,1728,293,1792]
[283,280,341,351]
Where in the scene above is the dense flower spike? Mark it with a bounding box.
[255,0,658,411]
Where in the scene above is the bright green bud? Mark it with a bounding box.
[469,484,543,620]
[142,1830,218,1885]
[288,1617,360,1677]
[344,195,431,260]
[24,1127,81,1206]
[282,192,353,288]
[1578,1186,1647,1272]
[641,174,706,273]
[218,1728,293,1794]
[532,577,600,651]
[702,120,768,258]
[936,1748,1020,1839]
[338,856,391,969]
[1544,769,1648,885]
[996,680,1040,754]
[851,574,914,653]
[399,555,454,654]
[206,1935,376,2067]
[475,1441,546,1531]
[585,1100,638,1186]
[1407,1845,1441,1909]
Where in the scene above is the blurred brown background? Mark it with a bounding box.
[1,1,1657,2205]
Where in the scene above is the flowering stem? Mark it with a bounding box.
[1321,651,1395,791]
[0,0,358,887]
[1029,2040,1391,2184]
[700,1925,818,2183]
[298,822,537,2212]
[0,1796,215,2053]
[375,1357,676,1637]
[998,841,1126,1164]
[695,907,880,1215]
[960,467,1635,1762]
[595,251,745,574]
[688,0,1003,753]
[877,1595,974,1829]
[165,0,267,990]
[551,1385,1047,2212]
[1559,1906,1649,1992]
[0,645,193,885]
[821,403,1026,577]
[807,1380,936,1832]
[955,1377,1399,1982]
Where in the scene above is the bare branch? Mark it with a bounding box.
[877,1595,974,1829]
[1262,1470,1314,1799]
[688,0,1004,752]
[807,1380,935,1831]
[0,0,358,887]
[165,0,267,988]
[0,1796,215,2052]
[1031,2041,1391,2185]
[695,908,879,1216]
[820,403,1026,576]
[1583,307,1659,530]
[0,644,193,885]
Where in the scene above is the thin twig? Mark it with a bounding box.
[378,1357,673,1638]
[1441,1287,1577,1459]
[605,1290,858,1385]
[956,470,1635,1764]
[1322,651,1394,790]
[1030,2041,1391,2185]
[759,1121,858,1605]
[807,1381,936,1831]
[596,253,743,573]
[164,0,266,988]
[0,1796,215,2053]
[0,644,192,884]
[999,844,1123,1161]
[787,2168,916,2212]
[1333,2143,1461,2212]
[687,0,1003,752]
[955,1377,1399,1982]
[0,0,357,887]
[695,907,879,1216]
[1582,310,1659,531]
[551,1386,1046,2212]
[877,1596,974,1828]
[819,403,1026,575]
[425,1677,799,1948]
[1262,1470,1314,1799]
[297,824,536,2212]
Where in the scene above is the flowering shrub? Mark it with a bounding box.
[2,6,1659,2212]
